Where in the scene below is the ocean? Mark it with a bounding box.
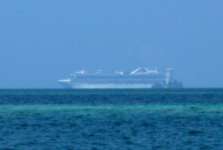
[0,89,223,149]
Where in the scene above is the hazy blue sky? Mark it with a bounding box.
[0,0,223,88]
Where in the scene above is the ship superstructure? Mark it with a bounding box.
[58,67,183,89]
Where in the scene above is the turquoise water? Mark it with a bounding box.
[1,89,223,149]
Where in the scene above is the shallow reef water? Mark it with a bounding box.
[0,89,223,149]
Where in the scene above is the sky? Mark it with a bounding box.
[0,0,223,88]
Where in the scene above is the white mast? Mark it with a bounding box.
[165,68,173,86]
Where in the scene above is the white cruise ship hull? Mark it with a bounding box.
[71,83,153,89]
[58,67,183,89]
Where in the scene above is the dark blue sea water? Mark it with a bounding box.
[1,89,223,150]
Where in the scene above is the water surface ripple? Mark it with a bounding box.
[0,89,223,150]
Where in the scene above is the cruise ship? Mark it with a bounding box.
[58,67,183,89]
